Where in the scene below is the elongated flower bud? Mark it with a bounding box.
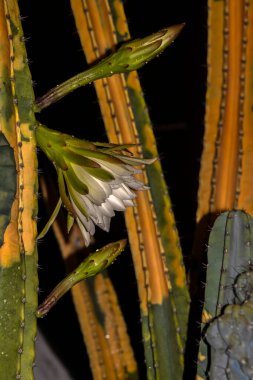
[37,239,126,317]
[36,125,155,245]
[35,24,184,110]
[105,24,185,72]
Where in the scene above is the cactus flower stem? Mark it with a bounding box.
[35,25,184,111]
[37,239,126,317]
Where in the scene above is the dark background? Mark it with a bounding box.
[19,1,207,379]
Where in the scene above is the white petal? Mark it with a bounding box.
[123,176,147,190]
[124,165,142,174]
[107,194,126,211]
[71,164,107,205]
[123,199,135,207]
[79,193,97,218]
[93,176,112,198]
[95,215,111,232]
[99,201,115,217]
[90,205,104,225]
[112,186,134,200]
[121,183,136,199]
[92,158,131,177]
[102,215,111,232]
[89,206,111,232]
[76,218,92,246]
[71,198,95,235]
[71,190,113,235]
[110,181,121,189]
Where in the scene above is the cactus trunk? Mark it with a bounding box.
[0,1,38,379]
[197,0,253,220]
[70,1,189,379]
[198,210,253,379]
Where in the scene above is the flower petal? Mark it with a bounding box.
[71,195,95,235]
[112,185,135,201]
[123,199,135,207]
[107,194,126,211]
[102,215,111,232]
[64,165,88,195]
[65,149,101,168]
[85,166,115,182]
[121,183,137,199]
[91,158,131,177]
[76,218,92,246]
[113,154,157,166]
[99,200,115,217]
[123,176,149,190]
[71,164,107,205]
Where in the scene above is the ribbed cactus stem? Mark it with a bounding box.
[198,211,253,379]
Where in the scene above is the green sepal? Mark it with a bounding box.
[36,124,66,147]
[67,146,122,164]
[67,183,89,219]
[64,149,100,168]
[94,142,136,152]
[84,166,115,182]
[65,136,96,150]
[63,165,89,195]
[67,213,74,233]
[58,170,76,216]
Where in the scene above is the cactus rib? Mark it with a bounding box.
[198,211,253,379]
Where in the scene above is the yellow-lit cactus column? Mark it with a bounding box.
[0,1,38,379]
[70,1,189,379]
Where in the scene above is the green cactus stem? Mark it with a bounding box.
[198,210,253,379]
[206,271,253,379]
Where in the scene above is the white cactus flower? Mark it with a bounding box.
[36,125,155,245]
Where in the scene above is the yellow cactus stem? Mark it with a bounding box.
[70,1,189,378]
[197,0,253,220]
[0,0,38,378]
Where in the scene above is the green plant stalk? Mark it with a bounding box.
[0,0,38,379]
[198,211,253,379]
[35,24,184,111]
[37,239,126,317]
